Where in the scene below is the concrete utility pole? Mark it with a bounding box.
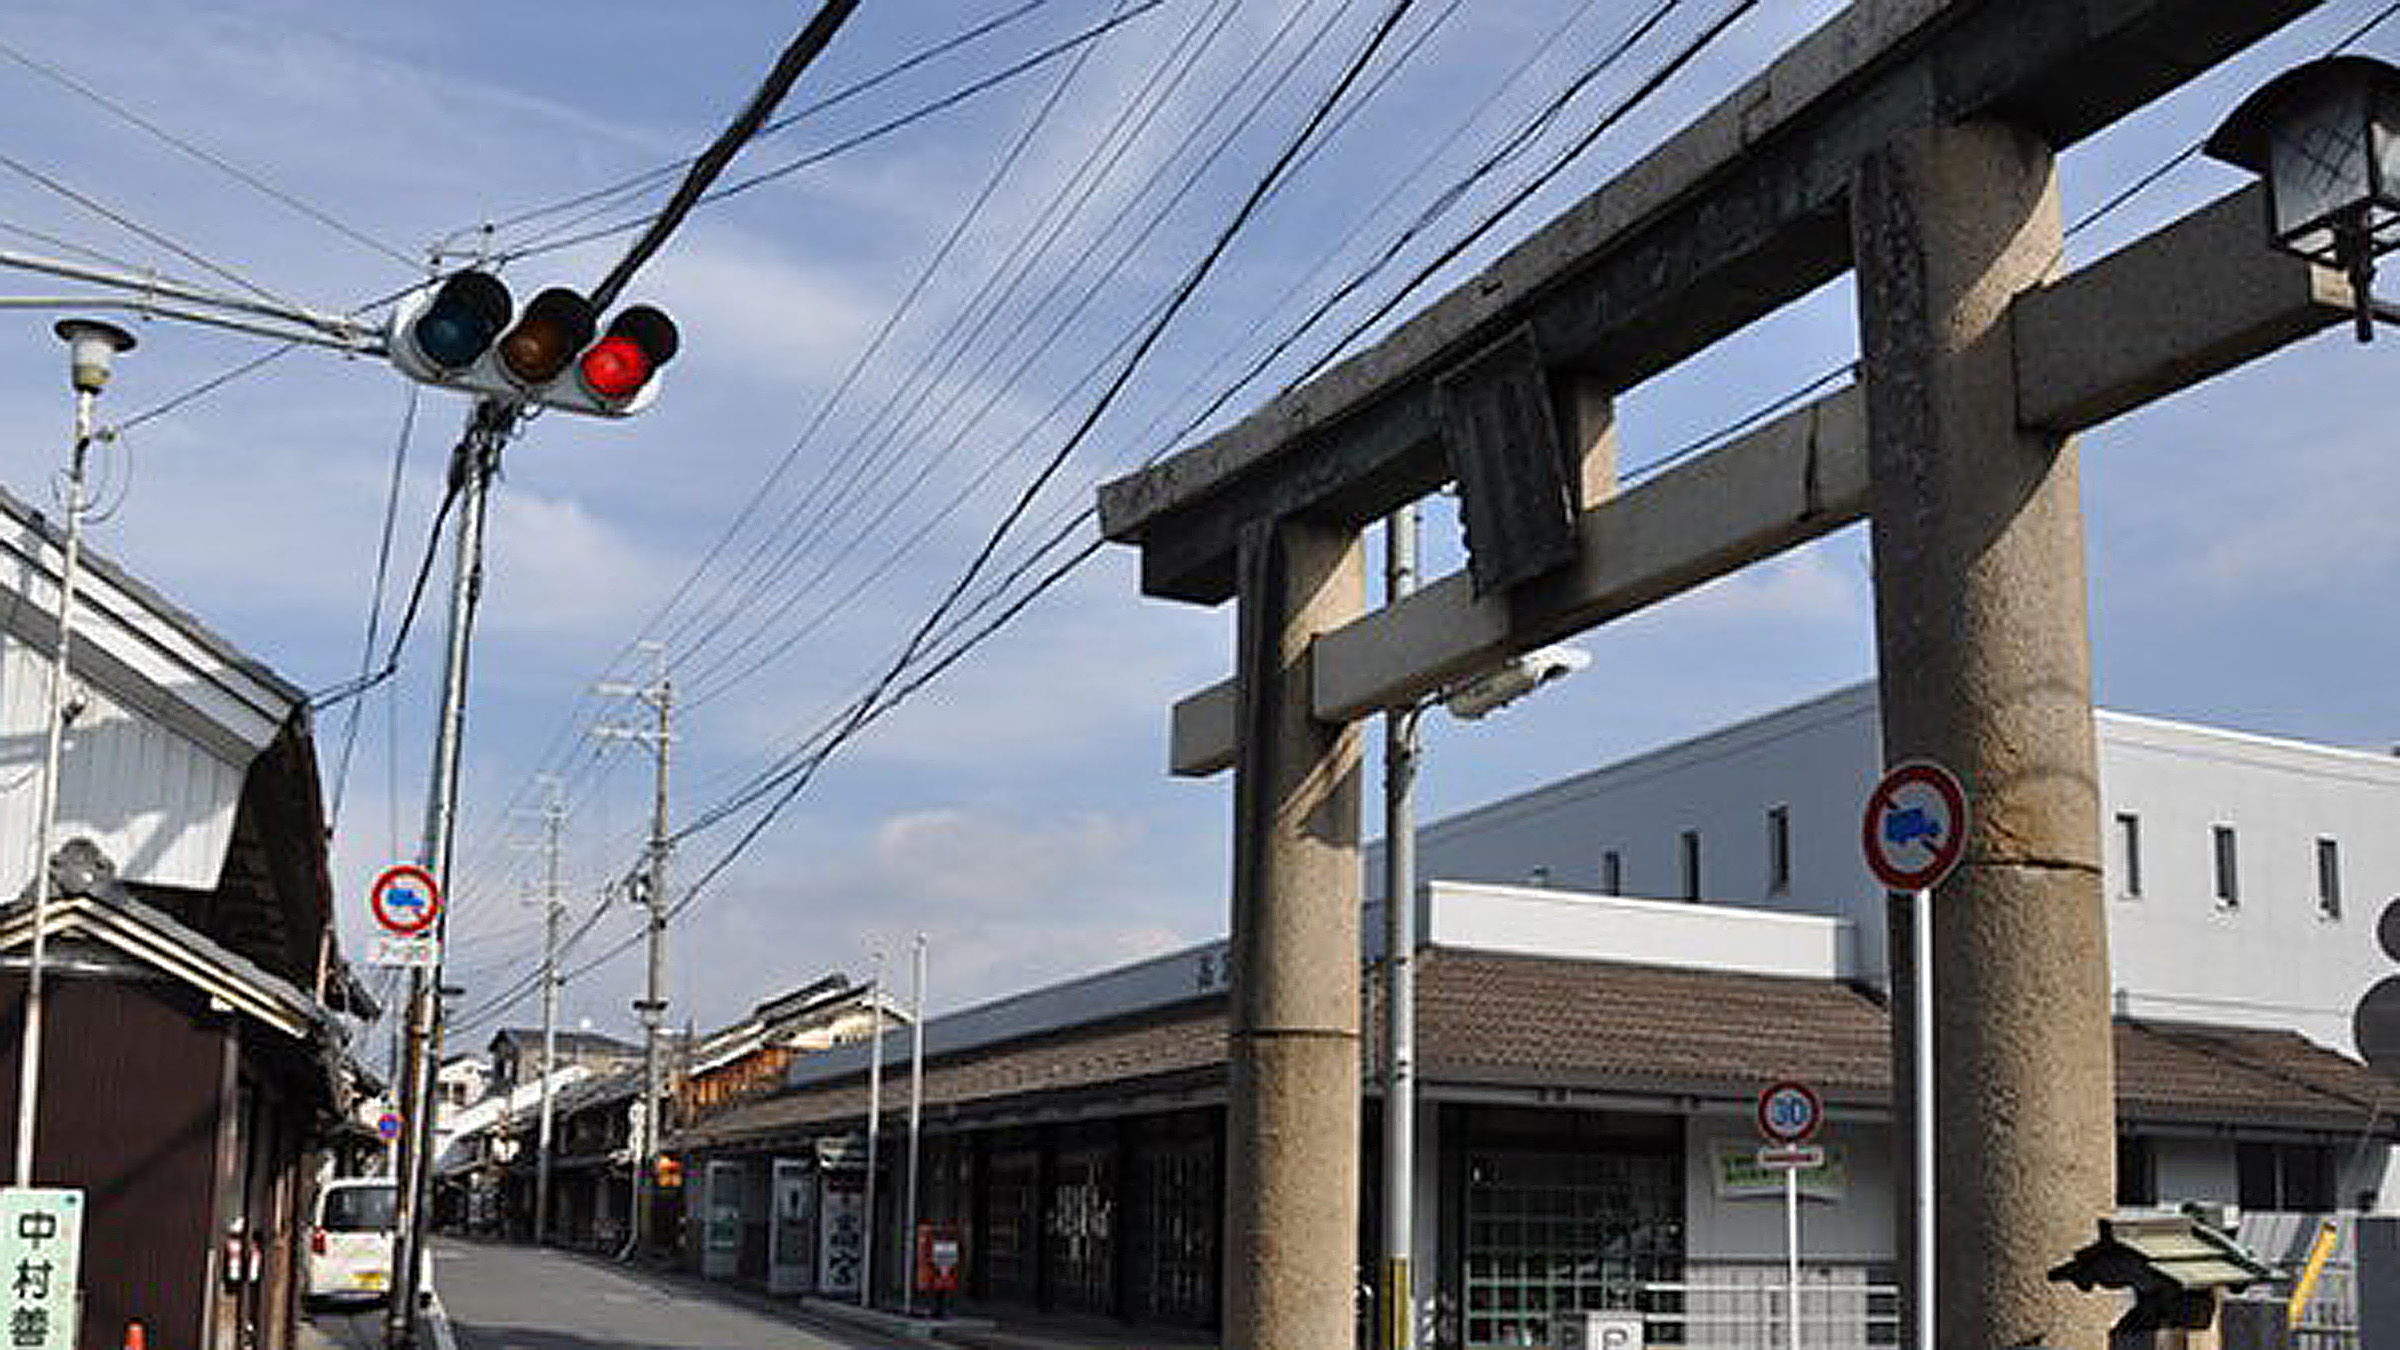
[902,935,927,1317]
[599,645,673,1258]
[1851,120,2114,1350]
[1225,518,1365,1350]
[532,780,567,1245]
[389,401,515,1349]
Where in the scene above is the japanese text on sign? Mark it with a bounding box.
[0,1190,82,1350]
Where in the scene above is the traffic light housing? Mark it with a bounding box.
[388,270,678,417]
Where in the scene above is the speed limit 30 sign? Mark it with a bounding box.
[1757,1080,1823,1144]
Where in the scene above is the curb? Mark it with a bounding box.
[421,1291,460,1350]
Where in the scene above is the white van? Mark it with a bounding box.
[306,1178,397,1303]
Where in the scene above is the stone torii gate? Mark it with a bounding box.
[1096,2,2353,1347]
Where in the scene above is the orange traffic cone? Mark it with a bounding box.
[123,1322,145,1350]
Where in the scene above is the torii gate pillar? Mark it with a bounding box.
[1224,516,1366,1350]
[1853,120,2115,1350]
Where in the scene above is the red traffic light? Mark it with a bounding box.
[497,288,597,388]
[578,306,680,403]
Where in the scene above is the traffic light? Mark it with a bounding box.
[654,1154,684,1189]
[387,270,678,417]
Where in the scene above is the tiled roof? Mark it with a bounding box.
[675,950,2395,1150]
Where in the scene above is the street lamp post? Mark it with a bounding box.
[13,318,134,1189]
[1378,517,1589,1350]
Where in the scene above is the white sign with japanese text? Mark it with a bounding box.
[0,1189,82,1350]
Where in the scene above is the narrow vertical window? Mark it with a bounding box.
[1600,850,1622,894]
[2212,825,2240,907]
[1680,830,1702,902]
[1766,805,1792,895]
[2115,812,2142,898]
[2317,837,2342,920]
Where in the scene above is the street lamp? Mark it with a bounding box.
[14,318,134,1188]
[1377,502,1587,1350]
[2204,54,2400,342]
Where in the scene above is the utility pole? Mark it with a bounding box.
[861,951,885,1309]
[13,319,134,1188]
[598,644,673,1258]
[528,779,567,1245]
[388,399,516,1350]
[902,935,927,1318]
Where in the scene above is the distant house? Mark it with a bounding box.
[487,1026,640,1094]
[0,488,366,1350]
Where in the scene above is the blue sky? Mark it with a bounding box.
[0,0,2393,1058]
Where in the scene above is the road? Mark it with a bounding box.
[304,1238,896,1350]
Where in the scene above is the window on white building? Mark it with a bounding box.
[1600,850,1622,895]
[2114,812,2142,898]
[1766,805,1792,895]
[1679,830,1701,902]
[2316,837,2342,920]
[2212,825,2239,907]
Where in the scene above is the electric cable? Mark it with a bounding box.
[660,0,1275,699]
[587,0,864,313]
[0,144,310,314]
[498,0,1181,266]
[465,0,1077,248]
[329,384,423,831]
[0,36,421,270]
[679,0,1430,836]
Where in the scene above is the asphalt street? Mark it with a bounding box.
[303,1239,895,1350]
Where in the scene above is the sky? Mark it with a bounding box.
[0,0,2395,1065]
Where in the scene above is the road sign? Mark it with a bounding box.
[377,1112,402,1142]
[1862,760,1969,892]
[2355,899,2400,1079]
[369,863,442,937]
[1756,1144,1828,1170]
[0,1188,83,1350]
[368,935,440,969]
[1757,1080,1823,1144]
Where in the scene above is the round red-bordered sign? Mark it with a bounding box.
[1757,1080,1823,1144]
[1861,760,1969,892]
[369,863,442,938]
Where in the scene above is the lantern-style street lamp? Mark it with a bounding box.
[2205,54,2400,342]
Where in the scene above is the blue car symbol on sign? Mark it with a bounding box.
[388,884,427,917]
[1883,806,1943,852]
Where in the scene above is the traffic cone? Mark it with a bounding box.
[122,1323,146,1350]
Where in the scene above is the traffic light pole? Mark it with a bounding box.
[387,401,514,1350]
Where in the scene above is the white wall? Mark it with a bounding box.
[1684,1108,1894,1268]
[2099,713,2400,1056]
[1392,683,2400,1056]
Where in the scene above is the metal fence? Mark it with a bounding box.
[1639,1270,1899,1350]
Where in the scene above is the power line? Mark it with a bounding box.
[587,0,863,313]
[328,383,423,830]
[466,0,1077,247]
[497,0,1181,266]
[0,144,308,314]
[0,36,420,270]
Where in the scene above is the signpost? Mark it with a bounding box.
[0,1188,82,1350]
[1862,761,1969,1350]
[1756,1082,1825,1350]
[368,864,442,970]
